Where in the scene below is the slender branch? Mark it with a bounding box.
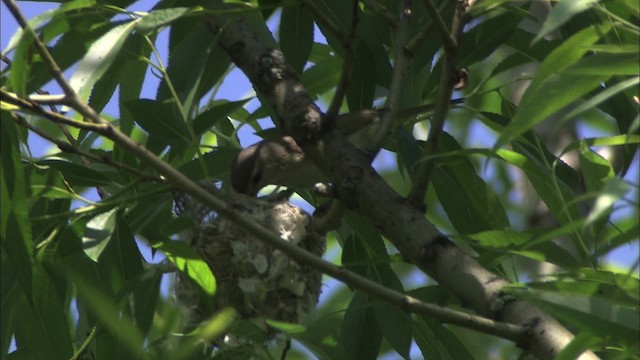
[421,0,457,52]
[365,0,412,158]
[325,0,359,127]
[70,325,98,360]
[362,0,399,27]
[2,0,527,342]
[2,90,108,132]
[406,0,451,53]
[10,112,162,182]
[26,94,68,105]
[408,2,468,204]
[3,0,79,101]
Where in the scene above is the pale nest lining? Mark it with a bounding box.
[173,189,325,332]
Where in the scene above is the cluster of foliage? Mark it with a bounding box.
[1,0,638,359]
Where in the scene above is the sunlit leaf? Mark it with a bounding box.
[69,19,140,104]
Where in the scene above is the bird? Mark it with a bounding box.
[231,100,463,196]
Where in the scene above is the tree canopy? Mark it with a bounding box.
[1,0,639,359]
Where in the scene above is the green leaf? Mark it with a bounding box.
[132,267,162,335]
[555,332,603,360]
[280,5,314,74]
[10,28,35,97]
[497,24,612,146]
[136,7,192,34]
[368,266,411,359]
[432,133,510,234]
[177,148,237,181]
[374,301,411,359]
[38,159,112,187]
[339,291,382,359]
[565,52,639,75]
[157,22,215,117]
[83,208,118,262]
[125,99,190,155]
[458,9,524,67]
[528,271,639,308]
[1,118,33,300]
[69,19,140,104]
[301,53,342,97]
[13,265,73,360]
[585,177,632,225]
[559,76,640,123]
[347,43,376,111]
[506,287,639,345]
[97,213,144,296]
[413,315,476,360]
[564,135,640,155]
[192,99,250,136]
[534,0,600,43]
[71,273,146,357]
[156,240,216,296]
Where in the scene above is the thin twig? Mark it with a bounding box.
[408,2,470,205]
[365,0,413,158]
[70,326,98,360]
[11,113,163,182]
[362,0,399,27]
[421,0,457,52]
[325,0,359,128]
[406,0,451,53]
[3,0,79,101]
[2,90,107,132]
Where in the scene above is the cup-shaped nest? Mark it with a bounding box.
[173,188,325,333]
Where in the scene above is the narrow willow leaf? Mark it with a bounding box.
[347,43,376,111]
[133,268,162,335]
[69,19,139,104]
[413,316,477,360]
[157,240,216,296]
[560,77,640,123]
[375,302,411,359]
[534,0,601,43]
[506,287,639,345]
[497,24,612,146]
[432,133,510,234]
[1,118,33,300]
[555,332,603,360]
[280,5,314,74]
[72,273,146,357]
[585,177,632,224]
[135,7,192,34]
[97,214,144,295]
[83,208,118,262]
[565,52,639,75]
[10,29,34,97]
[39,159,111,187]
[339,291,382,359]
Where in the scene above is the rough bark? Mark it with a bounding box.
[206,9,598,360]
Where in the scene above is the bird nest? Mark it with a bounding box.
[173,188,325,334]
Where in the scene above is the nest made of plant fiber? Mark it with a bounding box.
[173,188,326,331]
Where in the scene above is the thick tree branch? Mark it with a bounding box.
[2,0,527,342]
[205,5,599,360]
